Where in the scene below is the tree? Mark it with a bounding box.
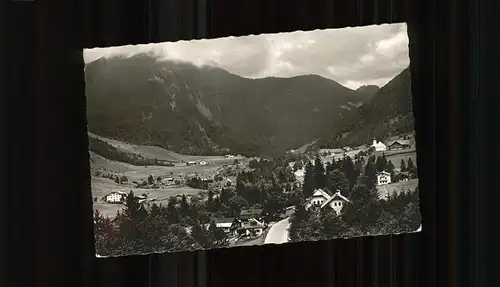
[363,160,377,190]
[166,197,180,224]
[407,157,415,170]
[399,202,421,232]
[387,160,395,175]
[262,191,287,220]
[400,159,407,172]
[180,194,191,218]
[342,184,381,233]
[313,156,326,189]
[302,162,315,198]
[148,174,154,185]
[407,158,417,178]
[191,220,212,249]
[326,169,350,195]
[341,156,358,190]
[120,175,129,183]
[122,191,148,222]
[208,220,229,247]
[228,196,249,216]
[220,188,236,204]
[320,208,346,239]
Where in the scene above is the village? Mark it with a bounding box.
[92,132,419,251]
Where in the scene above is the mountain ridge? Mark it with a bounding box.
[85,53,374,156]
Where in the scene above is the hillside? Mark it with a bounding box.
[318,67,414,148]
[355,85,380,100]
[85,53,370,156]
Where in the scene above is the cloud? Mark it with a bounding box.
[84,23,409,90]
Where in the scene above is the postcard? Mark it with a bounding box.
[84,22,421,257]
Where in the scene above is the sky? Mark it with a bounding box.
[84,23,409,90]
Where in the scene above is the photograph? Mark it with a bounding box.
[84,22,421,257]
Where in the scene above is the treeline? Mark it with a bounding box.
[88,136,175,166]
[289,185,420,242]
[94,191,232,256]
[94,157,301,255]
[289,153,420,241]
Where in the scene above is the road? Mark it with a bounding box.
[264,217,291,244]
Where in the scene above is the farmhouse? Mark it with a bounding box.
[236,209,265,237]
[239,209,263,221]
[294,168,305,182]
[321,191,351,215]
[214,217,238,234]
[305,189,331,209]
[236,218,265,237]
[104,191,127,203]
[386,140,411,150]
[371,138,387,151]
[377,171,392,185]
[161,177,175,185]
[393,172,411,182]
[305,189,351,214]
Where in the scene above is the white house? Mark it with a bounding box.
[214,217,237,234]
[306,189,332,209]
[376,171,392,185]
[294,167,305,183]
[104,191,127,203]
[371,138,387,152]
[306,189,351,215]
[321,191,351,215]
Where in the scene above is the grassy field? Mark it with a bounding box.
[377,178,419,199]
[89,132,244,163]
[383,149,417,170]
[89,134,249,218]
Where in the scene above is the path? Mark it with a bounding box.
[264,217,291,244]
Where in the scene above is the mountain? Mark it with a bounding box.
[355,85,380,100]
[317,67,414,148]
[84,53,370,156]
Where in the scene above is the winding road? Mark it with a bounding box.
[264,217,291,244]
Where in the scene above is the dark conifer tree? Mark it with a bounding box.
[400,158,407,172]
[363,160,377,190]
[313,156,326,189]
[302,161,315,198]
[407,157,415,170]
[180,194,191,218]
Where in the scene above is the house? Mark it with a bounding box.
[136,194,148,204]
[305,189,332,209]
[236,218,265,237]
[386,140,411,150]
[236,209,265,237]
[199,160,208,166]
[377,171,392,185]
[294,168,305,183]
[239,209,263,222]
[104,191,127,203]
[393,172,410,182]
[371,138,387,151]
[161,177,175,185]
[320,191,351,215]
[214,217,239,234]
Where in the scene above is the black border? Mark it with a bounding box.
[6,0,498,286]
